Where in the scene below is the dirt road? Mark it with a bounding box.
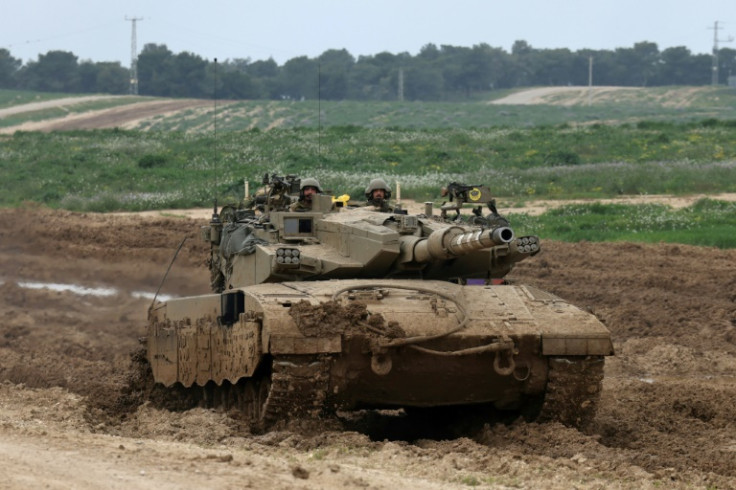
[490,86,639,105]
[489,86,712,108]
[1,206,734,488]
[130,192,736,221]
[0,98,218,134]
[0,95,122,117]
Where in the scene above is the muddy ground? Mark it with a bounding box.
[0,205,735,489]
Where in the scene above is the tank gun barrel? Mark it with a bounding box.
[409,226,514,263]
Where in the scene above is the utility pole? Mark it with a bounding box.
[587,56,593,105]
[709,21,733,85]
[398,67,404,101]
[125,16,143,95]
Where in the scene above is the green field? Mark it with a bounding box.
[509,199,736,248]
[2,87,736,247]
[3,86,736,130]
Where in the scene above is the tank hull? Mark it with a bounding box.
[147,279,612,428]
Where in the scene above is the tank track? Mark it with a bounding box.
[536,355,604,430]
[132,349,335,430]
[260,355,334,428]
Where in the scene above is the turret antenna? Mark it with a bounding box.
[148,237,187,314]
[212,57,219,219]
[318,62,322,158]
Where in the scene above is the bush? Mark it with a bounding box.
[543,150,581,166]
[138,154,168,168]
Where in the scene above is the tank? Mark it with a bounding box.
[145,176,613,430]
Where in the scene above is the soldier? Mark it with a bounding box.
[290,178,322,211]
[364,178,393,212]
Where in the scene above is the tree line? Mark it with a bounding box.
[1,40,734,101]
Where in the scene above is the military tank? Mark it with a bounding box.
[145,175,613,430]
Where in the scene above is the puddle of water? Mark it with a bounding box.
[18,281,118,297]
[7,279,175,302]
[132,291,175,302]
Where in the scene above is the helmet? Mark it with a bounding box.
[364,178,391,200]
[300,178,322,193]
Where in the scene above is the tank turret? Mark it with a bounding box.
[146,177,612,432]
[202,177,540,292]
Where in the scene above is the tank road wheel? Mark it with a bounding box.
[242,380,258,420]
[257,377,272,423]
[223,382,239,412]
[200,382,216,408]
[535,355,605,431]
[242,376,272,428]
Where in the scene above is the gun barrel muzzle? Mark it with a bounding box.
[412,226,515,262]
[447,227,514,254]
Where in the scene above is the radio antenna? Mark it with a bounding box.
[149,237,187,313]
[212,57,219,217]
[318,62,322,158]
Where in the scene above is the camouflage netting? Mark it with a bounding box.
[220,223,267,258]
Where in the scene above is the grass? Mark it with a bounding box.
[2,88,736,248]
[2,123,735,212]
[507,199,736,248]
[5,86,736,132]
[138,96,736,132]
[0,89,80,107]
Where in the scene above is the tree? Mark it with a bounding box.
[216,60,262,99]
[439,44,500,97]
[439,44,473,96]
[404,60,443,100]
[78,61,99,93]
[613,42,660,86]
[655,46,709,85]
[5,39,725,101]
[279,56,318,99]
[21,50,80,92]
[716,47,736,84]
[350,52,402,100]
[95,62,129,94]
[137,44,174,96]
[417,43,441,62]
[247,58,280,98]
[317,49,355,100]
[218,70,260,99]
[509,40,534,87]
[586,49,619,85]
[536,48,576,85]
[247,58,279,78]
[511,40,533,56]
[0,49,21,88]
[169,51,207,97]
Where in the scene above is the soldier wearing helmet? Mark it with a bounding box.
[364,178,393,212]
[290,177,322,212]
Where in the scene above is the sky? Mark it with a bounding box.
[3,0,735,67]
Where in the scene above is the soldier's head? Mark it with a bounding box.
[300,178,322,202]
[364,178,391,203]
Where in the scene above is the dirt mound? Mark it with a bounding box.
[1,206,735,488]
[489,86,717,107]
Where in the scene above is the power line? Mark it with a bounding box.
[3,20,120,60]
